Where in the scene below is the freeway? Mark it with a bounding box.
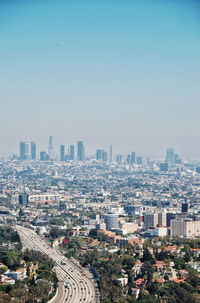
[16,225,100,303]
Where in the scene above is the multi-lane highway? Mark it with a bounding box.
[16,225,100,303]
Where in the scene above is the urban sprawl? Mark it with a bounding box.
[1,137,200,303]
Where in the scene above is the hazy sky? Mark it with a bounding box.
[0,0,200,157]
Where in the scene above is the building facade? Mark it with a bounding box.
[170,219,200,238]
[104,214,119,231]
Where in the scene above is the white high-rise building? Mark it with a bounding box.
[158,212,167,226]
[170,219,200,238]
[48,136,55,160]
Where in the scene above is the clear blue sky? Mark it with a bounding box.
[0,0,200,157]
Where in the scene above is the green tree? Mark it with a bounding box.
[174,258,185,270]
[141,261,154,282]
[187,268,199,288]
[10,283,28,303]
[163,282,199,303]
[89,229,98,238]
[0,265,8,275]
[142,248,154,262]
[49,226,60,239]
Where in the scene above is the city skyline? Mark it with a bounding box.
[2,136,200,159]
[0,134,199,162]
[1,0,200,156]
[0,137,193,159]
[17,138,182,164]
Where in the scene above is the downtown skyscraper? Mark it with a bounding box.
[77,141,85,161]
[69,145,74,160]
[109,145,113,162]
[48,136,55,160]
[19,142,29,160]
[60,145,65,161]
[30,141,36,160]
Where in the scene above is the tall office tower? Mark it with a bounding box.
[131,151,136,164]
[127,154,131,164]
[174,153,179,162]
[19,194,29,206]
[69,145,74,160]
[19,142,26,160]
[136,156,143,165]
[25,142,29,158]
[144,213,158,230]
[104,214,119,231]
[158,212,167,226]
[174,153,182,164]
[60,145,65,161]
[166,213,176,227]
[40,151,49,161]
[109,145,113,162]
[166,148,175,164]
[116,154,122,164]
[96,149,103,160]
[48,136,54,160]
[20,142,29,160]
[30,141,36,160]
[77,141,85,161]
[102,151,108,162]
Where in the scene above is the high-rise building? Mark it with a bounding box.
[60,145,65,161]
[166,148,175,164]
[48,136,54,160]
[166,213,176,227]
[25,142,29,157]
[102,151,108,162]
[158,212,166,226]
[19,141,29,160]
[174,153,182,164]
[131,151,136,164]
[77,141,85,161]
[96,149,103,160]
[109,145,113,162]
[144,213,158,230]
[136,156,142,165]
[40,151,49,161]
[30,141,36,160]
[19,142,26,160]
[69,145,74,160]
[104,214,119,231]
[116,154,122,164]
[127,154,131,164]
[96,149,108,162]
[19,194,29,206]
[170,218,200,238]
